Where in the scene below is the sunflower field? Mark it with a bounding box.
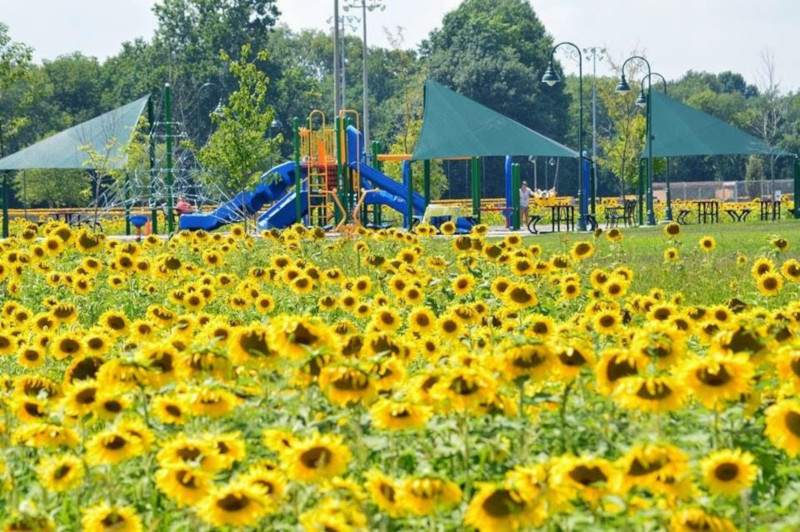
[1,220,800,531]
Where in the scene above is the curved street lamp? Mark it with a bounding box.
[616,56,655,226]
[541,41,586,231]
[197,82,223,144]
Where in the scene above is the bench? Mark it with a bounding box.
[676,209,691,225]
[606,200,636,227]
[760,200,780,221]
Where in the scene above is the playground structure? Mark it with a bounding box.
[178,109,480,233]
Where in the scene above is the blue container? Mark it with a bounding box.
[129,215,148,228]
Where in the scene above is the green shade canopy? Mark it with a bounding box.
[0,95,150,171]
[645,90,790,157]
[411,79,577,161]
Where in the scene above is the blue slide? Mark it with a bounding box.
[346,126,474,233]
[178,161,298,231]
[256,186,309,230]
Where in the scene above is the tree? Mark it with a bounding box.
[0,21,33,157]
[750,48,788,185]
[744,155,765,199]
[12,169,90,208]
[192,45,280,223]
[43,53,105,122]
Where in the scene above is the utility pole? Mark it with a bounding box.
[333,0,341,118]
[583,47,605,213]
[344,0,386,162]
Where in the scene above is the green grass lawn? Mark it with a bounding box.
[495,220,800,306]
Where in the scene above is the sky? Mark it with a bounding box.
[3,0,798,93]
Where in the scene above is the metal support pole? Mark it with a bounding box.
[471,157,480,223]
[294,117,302,224]
[1,173,8,239]
[403,160,412,230]
[333,0,340,117]
[511,163,521,230]
[793,156,800,219]
[360,0,371,161]
[164,83,174,234]
[335,115,345,224]
[371,140,382,226]
[124,172,131,236]
[638,158,645,225]
[423,159,431,207]
[148,97,158,234]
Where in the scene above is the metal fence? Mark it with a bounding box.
[654,180,794,202]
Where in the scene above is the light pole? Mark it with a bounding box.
[328,14,360,110]
[196,82,223,145]
[333,0,340,117]
[542,41,586,231]
[615,55,655,226]
[583,47,605,214]
[636,72,671,221]
[344,0,386,162]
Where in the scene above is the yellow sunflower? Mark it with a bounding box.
[681,353,754,408]
[365,469,405,517]
[699,236,716,252]
[37,454,84,492]
[370,399,432,431]
[669,508,736,532]
[613,376,687,413]
[196,481,272,527]
[464,482,542,532]
[155,466,212,507]
[284,433,352,482]
[757,272,783,296]
[570,241,595,261]
[700,448,757,497]
[764,399,800,457]
[397,476,462,516]
[81,502,142,532]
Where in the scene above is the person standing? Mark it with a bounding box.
[520,181,533,226]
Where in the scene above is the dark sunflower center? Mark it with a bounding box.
[69,357,103,382]
[513,350,545,369]
[24,402,46,417]
[300,446,332,469]
[415,314,430,327]
[532,322,549,334]
[606,356,638,382]
[714,463,739,481]
[559,348,587,367]
[176,469,199,488]
[449,376,479,395]
[177,447,202,461]
[76,387,97,404]
[599,315,616,328]
[239,331,269,356]
[379,483,396,502]
[332,372,370,391]
[627,457,666,476]
[509,287,532,304]
[722,328,763,353]
[785,411,800,437]
[103,400,123,413]
[107,316,126,330]
[636,382,673,400]
[100,514,125,527]
[696,365,732,386]
[104,435,127,450]
[292,324,318,346]
[482,489,523,518]
[59,339,80,354]
[54,464,71,480]
[216,493,250,512]
[569,465,608,486]
[165,404,182,417]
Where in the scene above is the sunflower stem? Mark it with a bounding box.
[713,403,720,450]
[459,411,472,499]
[518,380,527,456]
[560,380,575,454]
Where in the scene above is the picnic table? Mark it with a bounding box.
[550,204,575,232]
[760,200,781,221]
[694,200,719,224]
